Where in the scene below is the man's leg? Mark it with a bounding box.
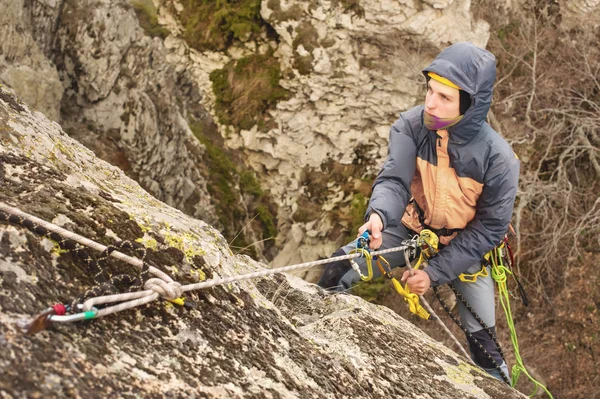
[452,264,510,382]
[318,224,412,291]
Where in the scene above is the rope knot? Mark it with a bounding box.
[144,278,183,300]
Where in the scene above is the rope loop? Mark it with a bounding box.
[144,278,183,300]
[491,264,510,284]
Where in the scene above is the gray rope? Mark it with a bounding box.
[403,251,473,363]
[0,202,148,269]
[181,246,410,292]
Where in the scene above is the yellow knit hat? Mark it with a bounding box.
[428,72,460,90]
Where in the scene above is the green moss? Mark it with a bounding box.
[189,120,279,257]
[135,236,158,251]
[210,51,290,131]
[51,240,69,255]
[192,124,238,209]
[343,193,367,243]
[239,170,263,197]
[164,232,207,262]
[189,268,207,281]
[54,140,76,162]
[255,204,277,240]
[351,276,390,303]
[132,0,171,39]
[179,0,266,51]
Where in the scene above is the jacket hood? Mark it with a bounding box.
[422,42,496,143]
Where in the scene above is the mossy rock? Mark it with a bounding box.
[179,0,269,51]
[210,51,290,131]
[266,0,305,22]
[189,120,278,257]
[131,0,171,39]
[292,22,319,53]
[332,0,365,17]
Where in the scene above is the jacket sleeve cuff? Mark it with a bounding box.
[365,209,387,231]
[424,267,441,287]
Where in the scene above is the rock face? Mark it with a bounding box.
[0,0,224,234]
[558,0,600,29]
[0,90,525,398]
[53,0,222,228]
[0,0,63,122]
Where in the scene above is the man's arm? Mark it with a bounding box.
[365,116,418,233]
[424,153,520,286]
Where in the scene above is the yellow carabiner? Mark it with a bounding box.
[375,256,393,278]
[349,248,374,281]
[418,229,439,259]
[390,278,431,320]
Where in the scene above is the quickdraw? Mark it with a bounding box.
[353,231,432,320]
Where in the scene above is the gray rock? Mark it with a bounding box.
[0,88,526,398]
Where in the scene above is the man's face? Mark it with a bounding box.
[425,79,460,119]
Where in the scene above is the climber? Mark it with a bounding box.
[317,42,520,382]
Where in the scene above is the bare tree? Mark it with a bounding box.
[485,2,600,297]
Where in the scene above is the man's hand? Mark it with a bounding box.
[401,269,431,295]
[357,212,383,249]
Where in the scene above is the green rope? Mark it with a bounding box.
[490,248,554,398]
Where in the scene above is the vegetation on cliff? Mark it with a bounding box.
[189,120,278,258]
[132,0,171,39]
[210,51,290,131]
[179,0,268,51]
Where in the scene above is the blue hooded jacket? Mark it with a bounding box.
[365,42,520,285]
